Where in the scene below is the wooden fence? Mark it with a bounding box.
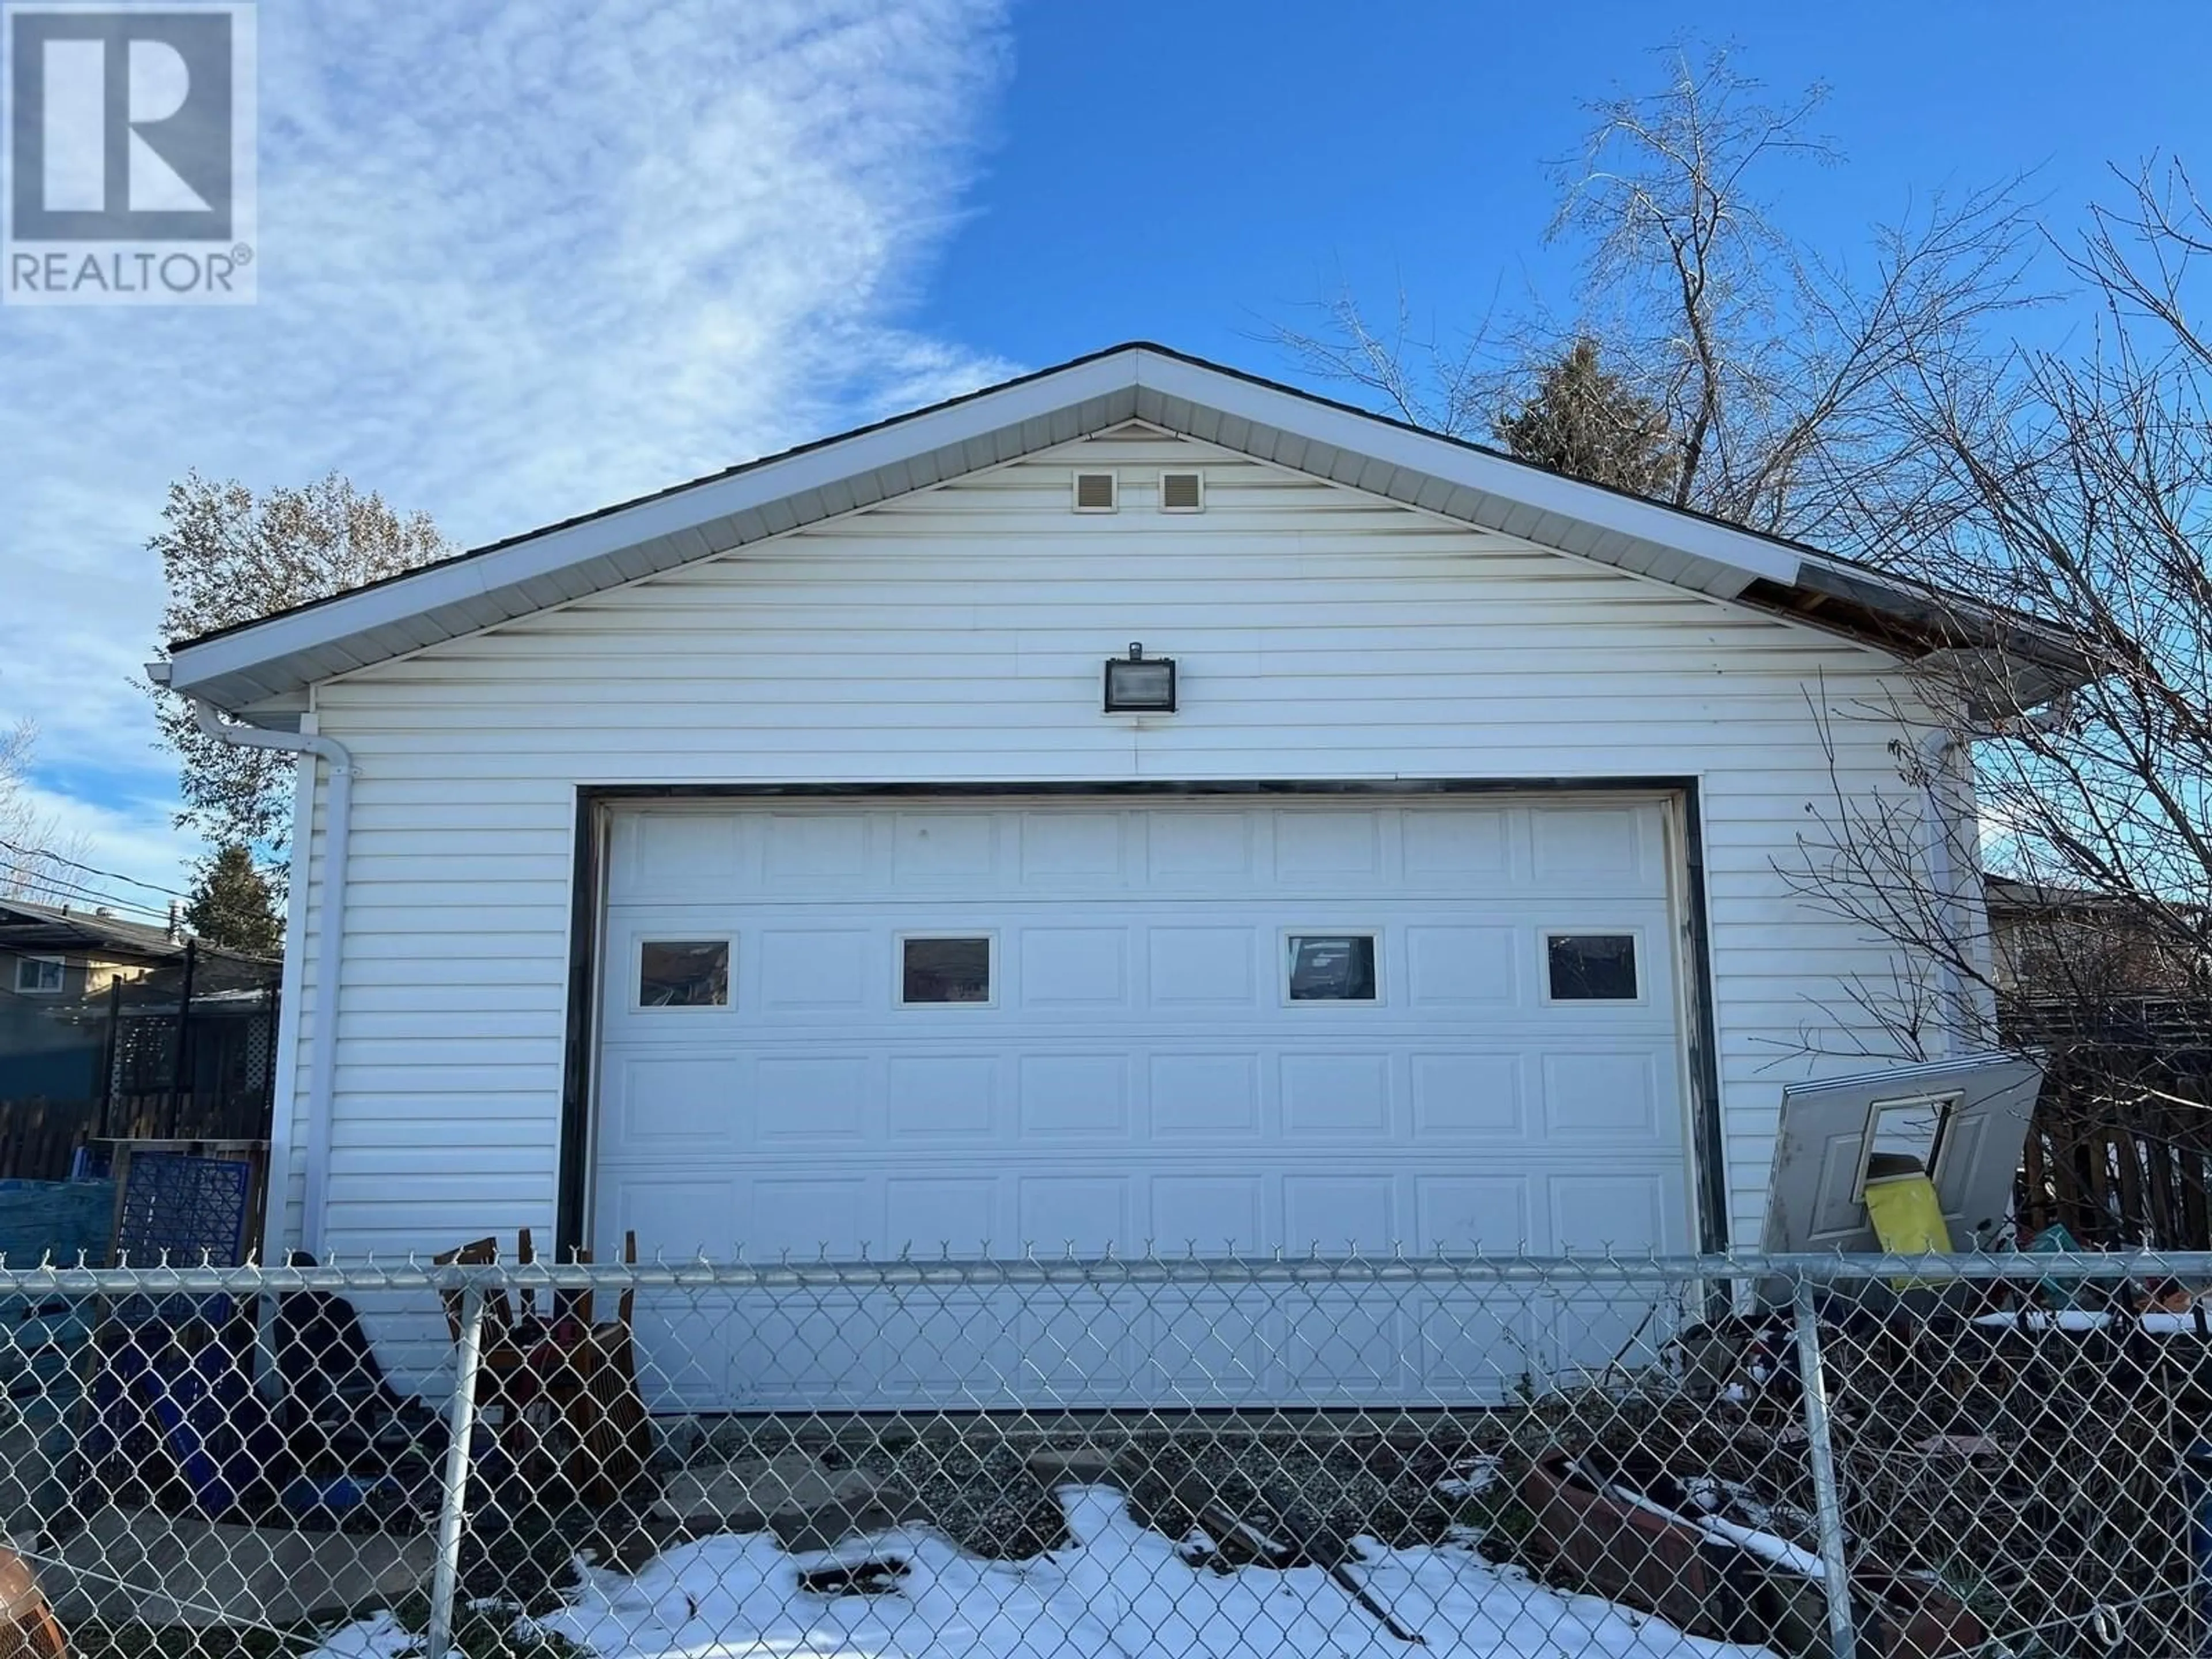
[0,1090,274,1182]
[2020,1117,2212,1248]
[0,1098,96,1182]
[2011,995,2212,1249]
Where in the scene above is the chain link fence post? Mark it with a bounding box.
[2181,1437,2212,1657]
[1791,1272,1858,1659]
[425,1277,488,1659]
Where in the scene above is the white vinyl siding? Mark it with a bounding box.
[278,431,1946,1258]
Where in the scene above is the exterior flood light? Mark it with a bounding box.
[1104,642,1176,713]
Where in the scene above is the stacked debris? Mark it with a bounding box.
[1467,1286,2212,1659]
[1816,1295,2204,1658]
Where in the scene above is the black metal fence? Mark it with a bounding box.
[0,942,279,1180]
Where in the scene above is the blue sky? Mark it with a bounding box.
[920,3,2209,365]
[0,0,2205,907]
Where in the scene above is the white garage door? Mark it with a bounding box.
[592,798,1694,1408]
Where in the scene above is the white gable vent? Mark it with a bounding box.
[1159,469,1205,512]
[1072,470,1118,513]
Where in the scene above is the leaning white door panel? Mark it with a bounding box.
[1762,1051,2046,1254]
[593,798,1692,1408]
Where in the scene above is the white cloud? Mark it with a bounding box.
[0,0,1016,895]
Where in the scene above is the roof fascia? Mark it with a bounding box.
[167,350,1143,694]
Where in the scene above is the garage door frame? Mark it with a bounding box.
[553,778,1729,1259]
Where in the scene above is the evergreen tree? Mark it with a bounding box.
[1495,339,1680,498]
[185,844,284,956]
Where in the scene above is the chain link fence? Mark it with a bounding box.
[0,1249,2203,1659]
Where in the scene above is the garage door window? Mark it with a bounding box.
[1285,933,1378,1002]
[901,936,994,1005]
[1546,933,1639,1001]
[638,940,730,1007]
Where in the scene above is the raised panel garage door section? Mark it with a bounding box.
[592,797,1694,1408]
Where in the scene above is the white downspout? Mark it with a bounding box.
[187,694,354,1257]
[1919,729,1967,1059]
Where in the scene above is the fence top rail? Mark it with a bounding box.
[3,1247,2212,1295]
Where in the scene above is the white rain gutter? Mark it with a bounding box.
[185,692,354,1257]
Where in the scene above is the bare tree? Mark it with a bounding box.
[1272,284,1497,438]
[146,472,452,871]
[1782,161,2212,1240]
[1822,161,2212,999]
[1277,47,2037,554]
[0,719,96,903]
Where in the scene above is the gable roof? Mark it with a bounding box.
[163,342,2086,721]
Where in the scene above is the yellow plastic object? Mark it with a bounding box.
[1864,1171,1952,1286]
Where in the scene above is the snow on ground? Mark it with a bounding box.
[302,1609,421,1659]
[1973,1306,2212,1335]
[1432,1453,1501,1501]
[1594,1474,1825,1582]
[486,1484,1776,1659]
[1684,1513,1825,1581]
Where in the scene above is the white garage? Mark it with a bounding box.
[159,343,2077,1411]
[589,796,1694,1406]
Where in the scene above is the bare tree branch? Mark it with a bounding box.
[0,719,96,903]
[1268,44,2040,556]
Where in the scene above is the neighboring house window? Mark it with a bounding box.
[13,956,64,995]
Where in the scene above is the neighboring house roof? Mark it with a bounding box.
[1984,876,2114,912]
[162,340,2089,721]
[0,896,187,962]
[0,897,278,968]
